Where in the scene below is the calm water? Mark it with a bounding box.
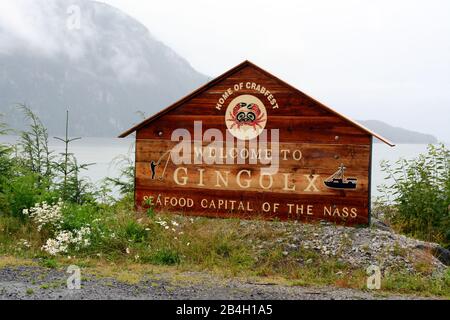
[0,136,439,198]
[371,143,431,198]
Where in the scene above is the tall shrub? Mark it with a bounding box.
[53,110,94,204]
[18,104,54,190]
[378,144,450,247]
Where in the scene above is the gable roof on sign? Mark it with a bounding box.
[118,60,394,146]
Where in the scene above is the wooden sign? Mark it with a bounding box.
[120,61,393,226]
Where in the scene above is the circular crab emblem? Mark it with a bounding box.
[225,95,267,140]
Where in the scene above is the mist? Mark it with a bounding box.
[0,0,161,83]
[1,0,449,140]
[100,0,450,142]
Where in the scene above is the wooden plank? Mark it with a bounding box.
[135,139,370,169]
[135,162,369,196]
[169,99,332,116]
[134,135,370,226]
[135,187,369,226]
[136,116,372,145]
[128,62,374,226]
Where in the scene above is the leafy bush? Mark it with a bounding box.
[0,107,102,256]
[0,145,14,191]
[0,108,210,266]
[378,144,450,247]
[0,116,17,210]
[124,220,148,243]
[0,171,56,218]
[60,202,100,231]
[0,106,96,216]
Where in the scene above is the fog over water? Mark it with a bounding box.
[100,0,450,142]
[0,136,438,200]
[0,0,448,140]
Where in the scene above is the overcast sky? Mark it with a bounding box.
[97,0,450,141]
[1,0,448,140]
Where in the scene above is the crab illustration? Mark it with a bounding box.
[227,102,265,130]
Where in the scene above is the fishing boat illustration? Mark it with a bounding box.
[324,164,358,190]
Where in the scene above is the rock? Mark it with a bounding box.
[371,218,392,232]
[415,244,450,266]
[176,214,448,276]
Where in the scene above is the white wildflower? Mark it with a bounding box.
[19,239,31,248]
[156,219,168,227]
[23,200,64,232]
[41,226,92,255]
[42,239,60,256]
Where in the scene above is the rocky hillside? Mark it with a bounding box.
[0,0,208,136]
[1,215,448,300]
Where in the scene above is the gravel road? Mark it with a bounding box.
[0,265,438,300]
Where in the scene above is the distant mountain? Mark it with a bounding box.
[0,1,440,143]
[359,120,438,144]
[0,0,208,136]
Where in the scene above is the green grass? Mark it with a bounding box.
[141,248,180,266]
[1,201,449,298]
[40,257,58,269]
[383,269,450,297]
